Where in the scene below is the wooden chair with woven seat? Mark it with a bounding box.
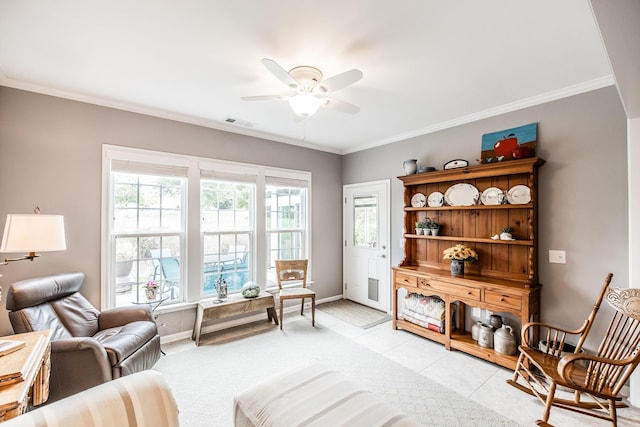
[275,259,315,329]
[507,273,640,426]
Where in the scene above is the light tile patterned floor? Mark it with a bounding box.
[164,309,640,426]
[317,310,640,426]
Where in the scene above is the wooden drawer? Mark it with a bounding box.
[395,272,417,287]
[485,290,522,311]
[421,279,480,302]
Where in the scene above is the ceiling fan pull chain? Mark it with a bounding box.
[301,118,307,141]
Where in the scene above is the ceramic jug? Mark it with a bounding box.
[489,314,503,330]
[478,323,494,348]
[494,324,517,355]
[471,321,483,341]
[403,159,418,175]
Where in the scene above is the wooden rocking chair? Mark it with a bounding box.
[507,273,640,426]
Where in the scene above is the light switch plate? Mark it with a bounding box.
[549,250,566,264]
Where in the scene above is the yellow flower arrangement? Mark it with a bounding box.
[443,244,478,262]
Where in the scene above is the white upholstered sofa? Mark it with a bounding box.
[3,370,179,427]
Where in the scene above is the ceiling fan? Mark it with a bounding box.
[242,58,363,117]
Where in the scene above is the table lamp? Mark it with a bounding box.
[0,207,66,263]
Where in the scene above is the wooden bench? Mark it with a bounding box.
[192,292,278,346]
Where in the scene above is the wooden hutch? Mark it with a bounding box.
[392,157,544,369]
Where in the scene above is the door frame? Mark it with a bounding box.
[342,179,391,312]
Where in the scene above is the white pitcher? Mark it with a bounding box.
[403,159,417,175]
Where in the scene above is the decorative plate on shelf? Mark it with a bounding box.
[506,185,531,204]
[411,192,426,207]
[444,183,480,206]
[427,191,444,207]
[480,187,505,205]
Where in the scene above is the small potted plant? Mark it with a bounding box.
[500,226,513,240]
[143,280,160,300]
[430,220,441,236]
[443,244,478,276]
[422,218,433,235]
[415,221,425,235]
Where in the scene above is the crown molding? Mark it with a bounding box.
[343,75,616,154]
[1,74,614,156]
[0,77,342,155]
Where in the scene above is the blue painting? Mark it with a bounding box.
[481,122,537,162]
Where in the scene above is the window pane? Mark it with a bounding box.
[202,181,252,232]
[112,172,185,308]
[114,234,182,306]
[266,186,304,230]
[113,173,183,233]
[201,179,254,297]
[353,195,378,248]
[265,184,307,285]
[203,233,250,296]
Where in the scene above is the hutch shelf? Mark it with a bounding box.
[392,157,544,369]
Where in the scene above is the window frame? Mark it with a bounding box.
[101,145,311,310]
[200,178,256,296]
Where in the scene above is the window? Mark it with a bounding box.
[201,180,254,295]
[265,180,308,286]
[111,169,186,307]
[353,194,378,248]
[103,146,311,309]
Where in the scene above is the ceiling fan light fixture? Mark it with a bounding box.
[288,92,322,117]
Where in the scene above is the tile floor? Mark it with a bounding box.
[315,309,640,426]
[164,308,640,426]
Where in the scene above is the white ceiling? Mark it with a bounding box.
[0,0,612,154]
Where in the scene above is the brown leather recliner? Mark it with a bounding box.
[5,271,161,402]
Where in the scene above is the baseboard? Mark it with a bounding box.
[160,294,344,345]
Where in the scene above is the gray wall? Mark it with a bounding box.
[0,87,343,336]
[0,85,629,350]
[343,86,628,350]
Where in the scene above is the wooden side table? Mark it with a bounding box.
[192,292,278,346]
[0,330,52,421]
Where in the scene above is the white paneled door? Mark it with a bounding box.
[343,180,390,312]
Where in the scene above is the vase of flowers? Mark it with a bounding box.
[443,244,478,276]
[144,281,159,300]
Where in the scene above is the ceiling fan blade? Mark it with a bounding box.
[319,69,363,93]
[323,98,360,114]
[261,58,298,87]
[241,95,289,101]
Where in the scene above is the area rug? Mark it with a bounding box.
[154,321,513,427]
[316,298,392,329]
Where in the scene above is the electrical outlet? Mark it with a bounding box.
[472,307,481,318]
[549,250,566,264]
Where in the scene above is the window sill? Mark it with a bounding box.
[151,281,315,314]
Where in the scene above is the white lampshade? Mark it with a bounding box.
[288,92,322,117]
[0,214,66,253]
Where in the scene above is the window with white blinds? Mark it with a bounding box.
[102,145,311,308]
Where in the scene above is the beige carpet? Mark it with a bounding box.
[316,299,392,329]
[154,318,513,427]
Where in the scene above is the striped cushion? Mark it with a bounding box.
[4,370,178,427]
[234,364,421,427]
